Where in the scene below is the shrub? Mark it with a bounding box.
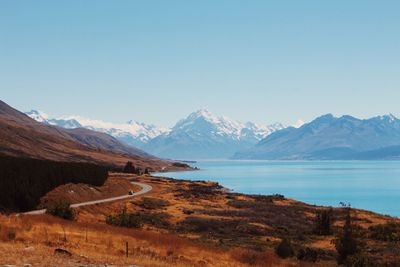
[275,237,294,259]
[334,208,360,265]
[314,208,334,235]
[179,216,267,237]
[236,223,265,236]
[0,226,16,241]
[123,161,142,175]
[227,199,253,209]
[138,212,171,228]
[175,183,223,200]
[138,197,170,210]
[182,208,194,215]
[369,222,400,242]
[346,253,374,267]
[181,217,213,232]
[46,199,76,220]
[297,247,318,262]
[231,249,279,266]
[106,210,143,228]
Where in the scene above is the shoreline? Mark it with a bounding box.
[154,161,400,219]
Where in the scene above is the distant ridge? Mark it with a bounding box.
[233,113,400,160]
[25,110,169,148]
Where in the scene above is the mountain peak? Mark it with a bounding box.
[370,113,398,123]
[319,113,335,119]
[383,113,398,122]
[310,113,335,124]
[190,108,215,120]
[25,109,49,123]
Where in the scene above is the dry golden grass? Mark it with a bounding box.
[0,214,284,266]
[1,174,400,266]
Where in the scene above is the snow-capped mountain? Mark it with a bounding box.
[143,109,285,159]
[25,110,169,148]
[25,110,50,123]
[26,109,284,159]
[233,113,400,160]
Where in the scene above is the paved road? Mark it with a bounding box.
[24,181,153,215]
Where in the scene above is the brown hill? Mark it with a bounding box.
[63,127,153,158]
[0,100,181,170]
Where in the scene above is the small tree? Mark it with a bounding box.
[334,207,359,265]
[105,209,143,228]
[46,199,75,220]
[123,161,135,173]
[275,237,294,259]
[315,208,334,235]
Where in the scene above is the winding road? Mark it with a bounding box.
[24,181,153,215]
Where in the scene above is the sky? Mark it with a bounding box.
[1,1,400,127]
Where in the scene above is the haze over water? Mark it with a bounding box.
[155,161,400,217]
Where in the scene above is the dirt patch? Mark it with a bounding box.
[38,174,141,208]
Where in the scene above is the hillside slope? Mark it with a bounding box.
[0,100,178,170]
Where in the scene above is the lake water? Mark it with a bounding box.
[155,161,400,217]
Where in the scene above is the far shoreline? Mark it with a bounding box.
[154,160,400,218]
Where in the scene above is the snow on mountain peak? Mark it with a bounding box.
[174,109,284,141]
[384,113,398,122]
[25,110,49,123]
[293,119,305,128]
[25,111,169,145]
[186,108,216,122]
[372,113,399,123]
[26,108,285,158]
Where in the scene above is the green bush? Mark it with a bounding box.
[297,247,318,262]
[227,200,253,208]
[314,208,334,235]
[123,161,143,175]
[138,212,171,228]
[106,210,143,228]
[275,237,294,259]
[334,208,360,265]
[346,253,374,267]
[46,199,76,220]
[138,197,170,210]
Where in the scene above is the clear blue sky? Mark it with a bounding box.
[1,0,399,127]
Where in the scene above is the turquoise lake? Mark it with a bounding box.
[155,161,400,217]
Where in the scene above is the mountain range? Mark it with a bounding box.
[26,109,285,159]
[233,114,400,160]
[25,110,168,148]
[25,108,400,160]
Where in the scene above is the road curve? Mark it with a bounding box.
[24,181,152,215]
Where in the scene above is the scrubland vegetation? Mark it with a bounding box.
[1,173,400,266]
[45,199,76,220]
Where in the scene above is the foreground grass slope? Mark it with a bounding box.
[1,173,399,266]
